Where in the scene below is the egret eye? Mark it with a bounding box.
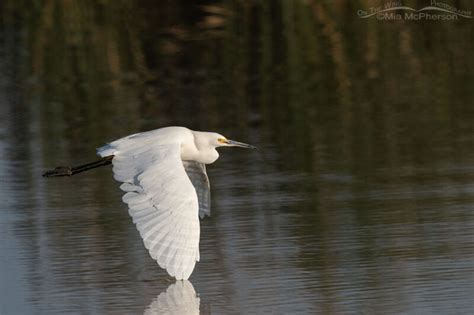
[218,138,228,144]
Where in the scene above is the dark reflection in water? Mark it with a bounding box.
[1,0,473,314]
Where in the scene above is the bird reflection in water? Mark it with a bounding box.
[144,280,200,315]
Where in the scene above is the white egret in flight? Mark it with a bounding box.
[43,126,255,280]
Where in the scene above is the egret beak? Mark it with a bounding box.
[226,139,256,149]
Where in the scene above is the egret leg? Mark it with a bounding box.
[42,155,114,177]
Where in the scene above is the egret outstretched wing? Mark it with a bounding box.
[104,143,200,280]
[183,161,211,219]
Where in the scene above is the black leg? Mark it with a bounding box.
[43,155,114,177]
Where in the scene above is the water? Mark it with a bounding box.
[1,1,473,314]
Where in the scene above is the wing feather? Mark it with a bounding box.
[183,161,211,219]
[104,143,200,280]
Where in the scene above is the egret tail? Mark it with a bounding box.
[42,155,114,177]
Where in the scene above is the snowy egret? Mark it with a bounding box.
[43,126,255,280]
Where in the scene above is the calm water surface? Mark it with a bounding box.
[1,1,473,314]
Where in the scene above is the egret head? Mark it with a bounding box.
[215,135,256,149]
